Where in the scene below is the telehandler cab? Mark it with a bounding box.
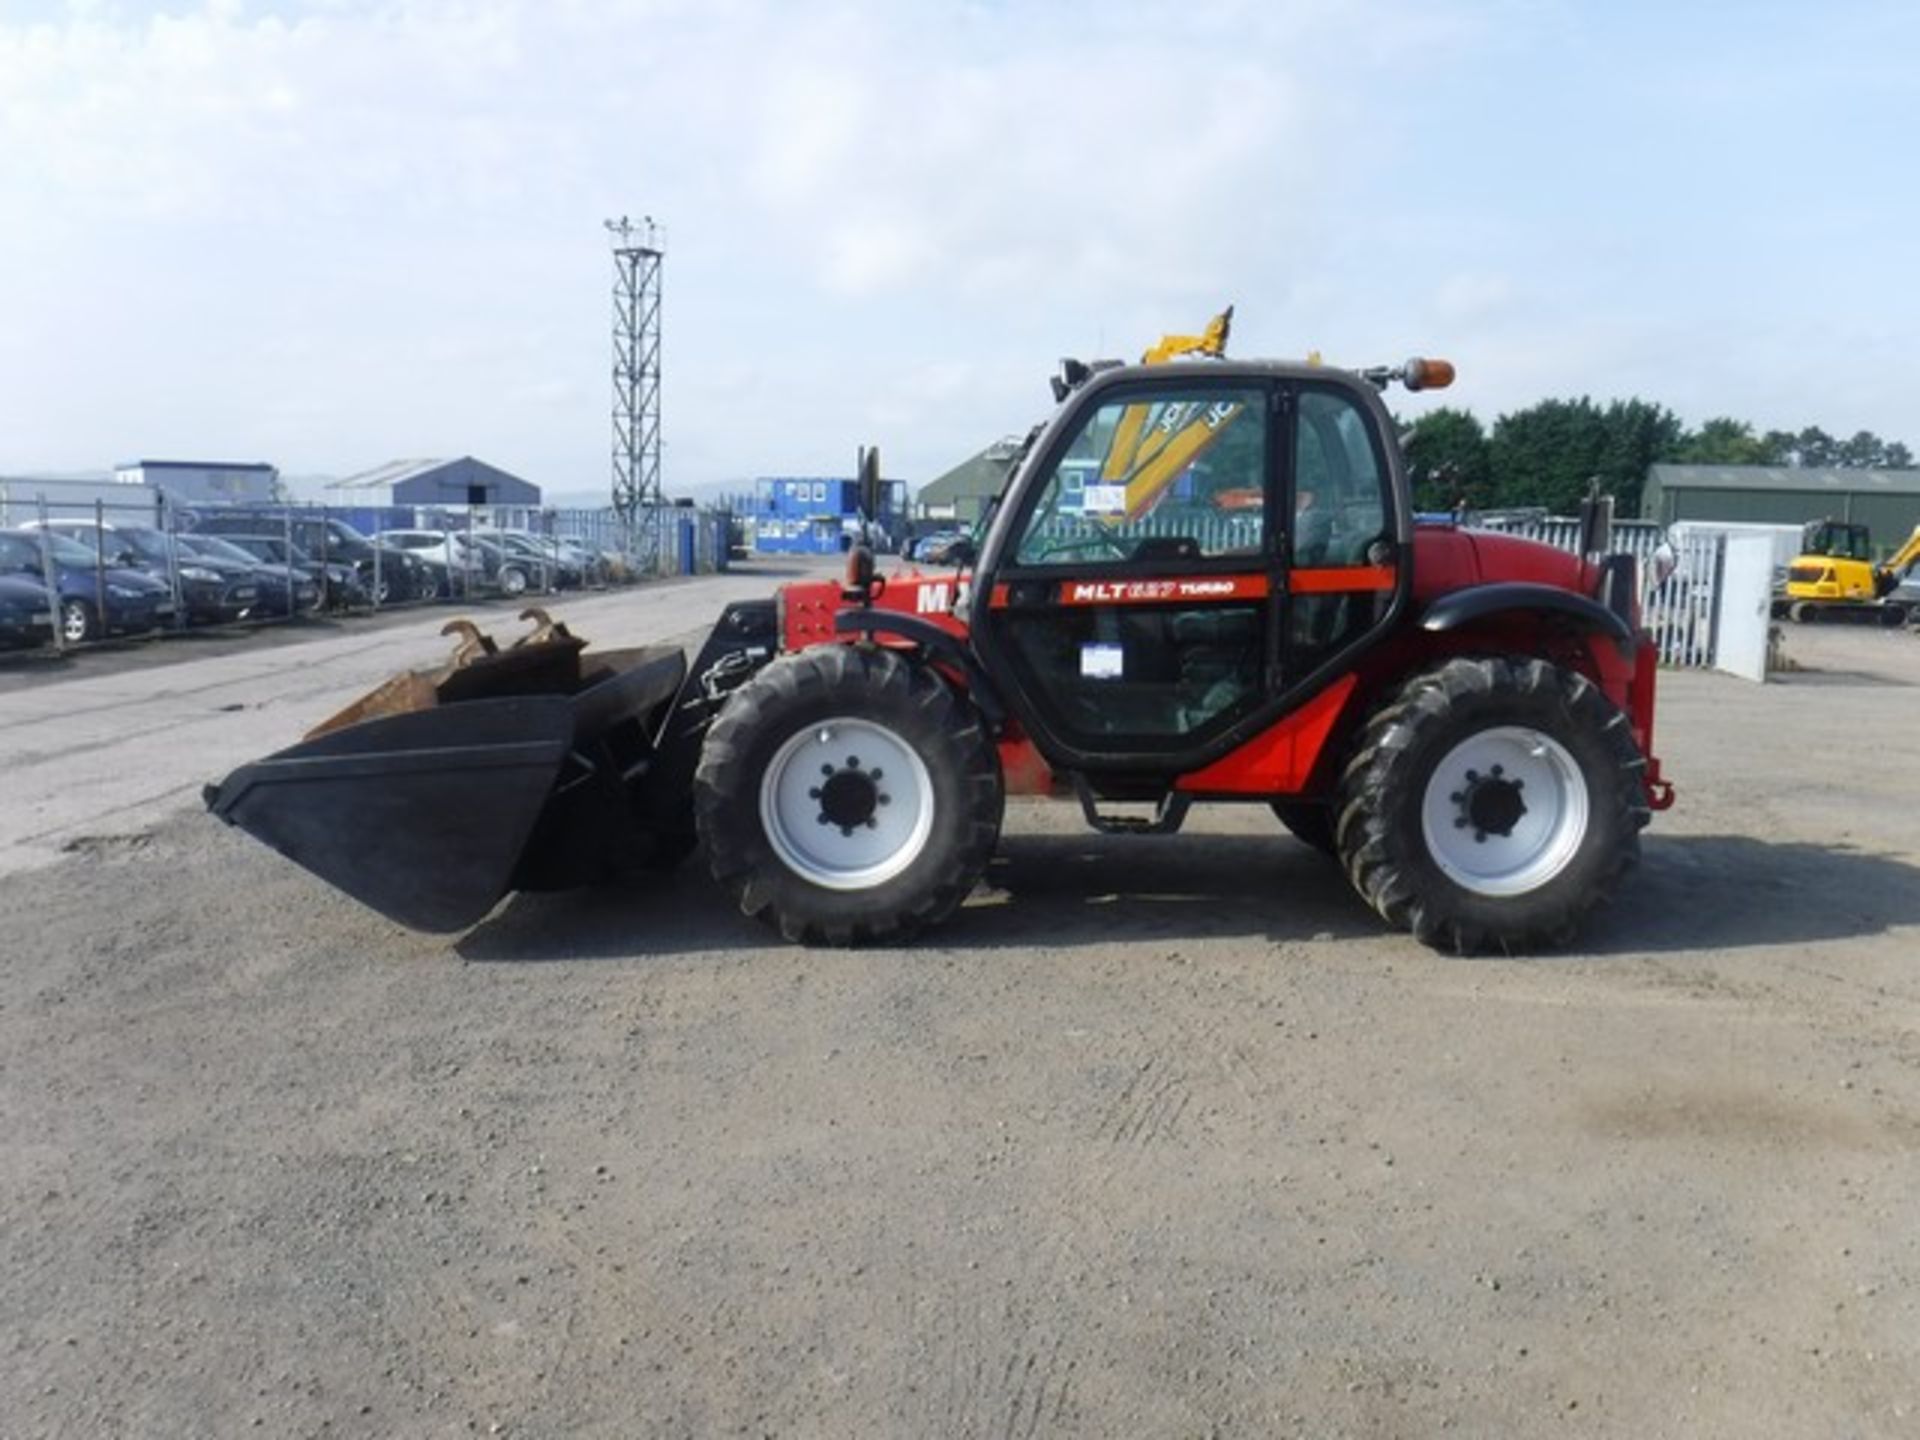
[208,315,1676,954]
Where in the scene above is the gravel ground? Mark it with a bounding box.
[3,602,1918,1438]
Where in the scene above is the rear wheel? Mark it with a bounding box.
[59,598,96,644]
[1336,656,1647,954]
[499,566,529,598]
[695,644,1003,945]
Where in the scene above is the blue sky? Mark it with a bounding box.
[1,0,1915,498]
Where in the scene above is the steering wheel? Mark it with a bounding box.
[1032,517,1130,562]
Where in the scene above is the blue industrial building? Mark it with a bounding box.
[751,475,905,554]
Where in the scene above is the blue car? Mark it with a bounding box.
[0,528,176,644]
[0,572,57,649]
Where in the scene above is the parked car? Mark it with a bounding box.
[177,534,321,617]
[1891,561,1920,611]
[379,528,478,572]
[375,530,495,595]
[217,534,369,611]
[0,527,178,641]
[911,530,967,564]
[28,519,259,625]
[0,571,58,650]
[469,529,586,591]
[464,535,533,596]
[369,535,470,599]
[187,512,434,604]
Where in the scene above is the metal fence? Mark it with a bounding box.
[0,489,730,660]
[1472,515,1724,669]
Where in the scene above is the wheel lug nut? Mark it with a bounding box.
[820,764,834,776]
[808,787,821,799]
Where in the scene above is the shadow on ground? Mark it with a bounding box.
[456,830,1920,965]
[1771,667,1909,688]
[1585,833,1920,955]
[456,833,1375,963]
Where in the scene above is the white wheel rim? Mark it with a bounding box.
[62,603,87,642]
[1420,725,1589,897]
[759,716,935,891]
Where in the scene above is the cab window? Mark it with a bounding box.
[1014,387,1267,566]
[1292,389,1386,567]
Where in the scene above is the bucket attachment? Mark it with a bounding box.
[207,696,578,931]
[206,612,692,931]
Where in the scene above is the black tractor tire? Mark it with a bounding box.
[1270,801,1336,855]
[1335,656,1648,955]
[695,643,1004,946]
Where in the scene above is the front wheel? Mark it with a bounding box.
[1336,657,1648,954]
[695,644,1003,945]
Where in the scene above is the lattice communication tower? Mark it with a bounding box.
[606,215,665,532]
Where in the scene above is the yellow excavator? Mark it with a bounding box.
[1783,519,1920,624]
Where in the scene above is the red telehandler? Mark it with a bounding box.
[208,314,1675,953]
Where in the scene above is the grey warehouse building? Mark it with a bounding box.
[329,456,541,510]
[1643,463,1920,543]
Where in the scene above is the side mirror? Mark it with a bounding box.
[114,548,140,566]
[856,445,882,528]
[946,537,977,567]
[842,542,876,603]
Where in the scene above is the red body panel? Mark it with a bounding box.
[1174,675,1358,795]
[781,568,972,650]
[772,528,1670,808]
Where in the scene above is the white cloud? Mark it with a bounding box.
[0,0,1915,488]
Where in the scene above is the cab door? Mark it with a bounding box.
[973,371,1407,777]
[976,375,1281,769]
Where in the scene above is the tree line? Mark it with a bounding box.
[1398,401,1916,516]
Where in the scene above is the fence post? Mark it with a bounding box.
[284,505,297,612]
[92,499,108,641]
[372,511,384,611]
[35,496,65,655]
[161,498,185,629]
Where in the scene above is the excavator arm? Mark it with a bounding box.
[1099,307,1248,520]
[1877,524,1920,595]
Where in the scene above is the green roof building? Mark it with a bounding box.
[915,437,1024,526]
[1643,463,1920,546]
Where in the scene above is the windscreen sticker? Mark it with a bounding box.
[1081,483,1128,517]
[1080,642,1124,679]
